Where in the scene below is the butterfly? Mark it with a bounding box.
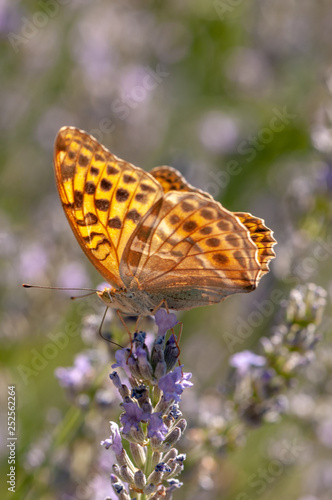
[54,127,276,316]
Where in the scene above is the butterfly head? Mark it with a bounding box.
[96,286,155,316]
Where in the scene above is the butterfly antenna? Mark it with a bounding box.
[22,284,98,292]
[98,306,123,348]
[71,292,96,300]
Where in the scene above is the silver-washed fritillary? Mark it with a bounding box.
[54,127,276,316]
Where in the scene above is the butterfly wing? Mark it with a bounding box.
[54,127,163,288]
[151,166,276,280]
[121,190,269,309]
[234,212,276,278]
[150,165,213,200]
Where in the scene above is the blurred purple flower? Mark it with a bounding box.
[20,244,48,281]
[147,412,168,440]
[158,366,193,402]
[101,422,123,455]
[230,350,266,376]
[55,354,93,389]
[120,402,150,434]
[57,262,90,294]
[317,420,332,449]
[155,309,178,337]
[199,111,239,154]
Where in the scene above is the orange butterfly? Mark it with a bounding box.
[54,127,276,316]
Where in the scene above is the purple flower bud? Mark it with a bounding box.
[164,334,180,371]
[136,346,153,380]
[109,371,122,389]
[166,478,183,491]
[158,366,193,403]
[133,331,147,346]
[155,309,178,337]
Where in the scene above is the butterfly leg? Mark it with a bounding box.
[116,309,133,344]
[98,307,124,348]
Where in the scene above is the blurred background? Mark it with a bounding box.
[1,1,332,499]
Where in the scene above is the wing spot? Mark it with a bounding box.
[79,154,89,167]
[206,237,220,248]
[234,250,246,268]
[68,151,76,160]
[183,220,198,232]
[127,209,141,223]
[141,183,156,193]
[135,193,147,203]
[95,153,105,162]
[90,166,100,176]
[108,217,122,229]
[93,238,111,251]
[85,182,96,195]
[95,199,110,211]
[116,188,130,202]
[199,226,212,235]
[169,214,180,225]
[107,165,120,175]
[225,234,241,247]
[200,209,214,220]
[123,174,136,184]
[74,190,83,208]
[61,164,75,180]
[83,231,104,242]
[217,220,231,231]
[213,253,229,265]
[181,201,194,212]
[100,178,113,191]
[77,212,98,226]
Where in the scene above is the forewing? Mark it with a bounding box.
[54,127,163,287]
